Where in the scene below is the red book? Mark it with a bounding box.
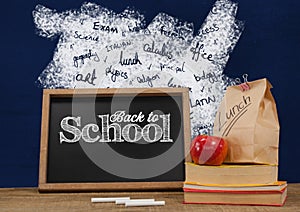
[183,182,287,206]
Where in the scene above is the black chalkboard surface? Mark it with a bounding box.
[39,88,191,191]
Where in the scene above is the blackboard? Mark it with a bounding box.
[38,88,191,191]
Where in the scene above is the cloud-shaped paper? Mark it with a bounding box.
[33,0,244,137]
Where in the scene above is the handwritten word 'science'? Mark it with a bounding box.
[59,111,173,143]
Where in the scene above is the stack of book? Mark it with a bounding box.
[184,162,287,206]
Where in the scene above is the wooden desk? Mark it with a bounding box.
[0,184,299,211]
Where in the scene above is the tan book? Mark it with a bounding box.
[185,162,278,186]
[183,182,287,206]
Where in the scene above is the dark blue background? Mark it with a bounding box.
[1,0,299,187]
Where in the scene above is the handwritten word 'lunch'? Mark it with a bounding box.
[217,95,251,136]
[143,41,173,59]
[119,51,142,66]
[73,49,100,68]
[59,111,173,143]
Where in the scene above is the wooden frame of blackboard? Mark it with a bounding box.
[38,88,191,192]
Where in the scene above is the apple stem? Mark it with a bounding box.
[207,127,212,136]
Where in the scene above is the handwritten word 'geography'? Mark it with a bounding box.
[73,49,100,68]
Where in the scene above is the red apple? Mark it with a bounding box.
[190,135,228,166]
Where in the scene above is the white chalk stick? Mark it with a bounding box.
[115,199,155,205]
[91,197,130,203]
[125,200,165,207]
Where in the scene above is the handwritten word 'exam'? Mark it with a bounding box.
[59,111,173,143]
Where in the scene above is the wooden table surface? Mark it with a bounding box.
[0,184,299,211]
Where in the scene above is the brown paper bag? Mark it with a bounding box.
[213,78,280,165]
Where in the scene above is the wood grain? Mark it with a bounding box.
[0,184,299,211]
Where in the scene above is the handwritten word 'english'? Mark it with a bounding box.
[143,41,173,59]
[73,49,100,68]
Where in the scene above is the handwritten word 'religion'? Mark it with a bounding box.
[59,111,173,143]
